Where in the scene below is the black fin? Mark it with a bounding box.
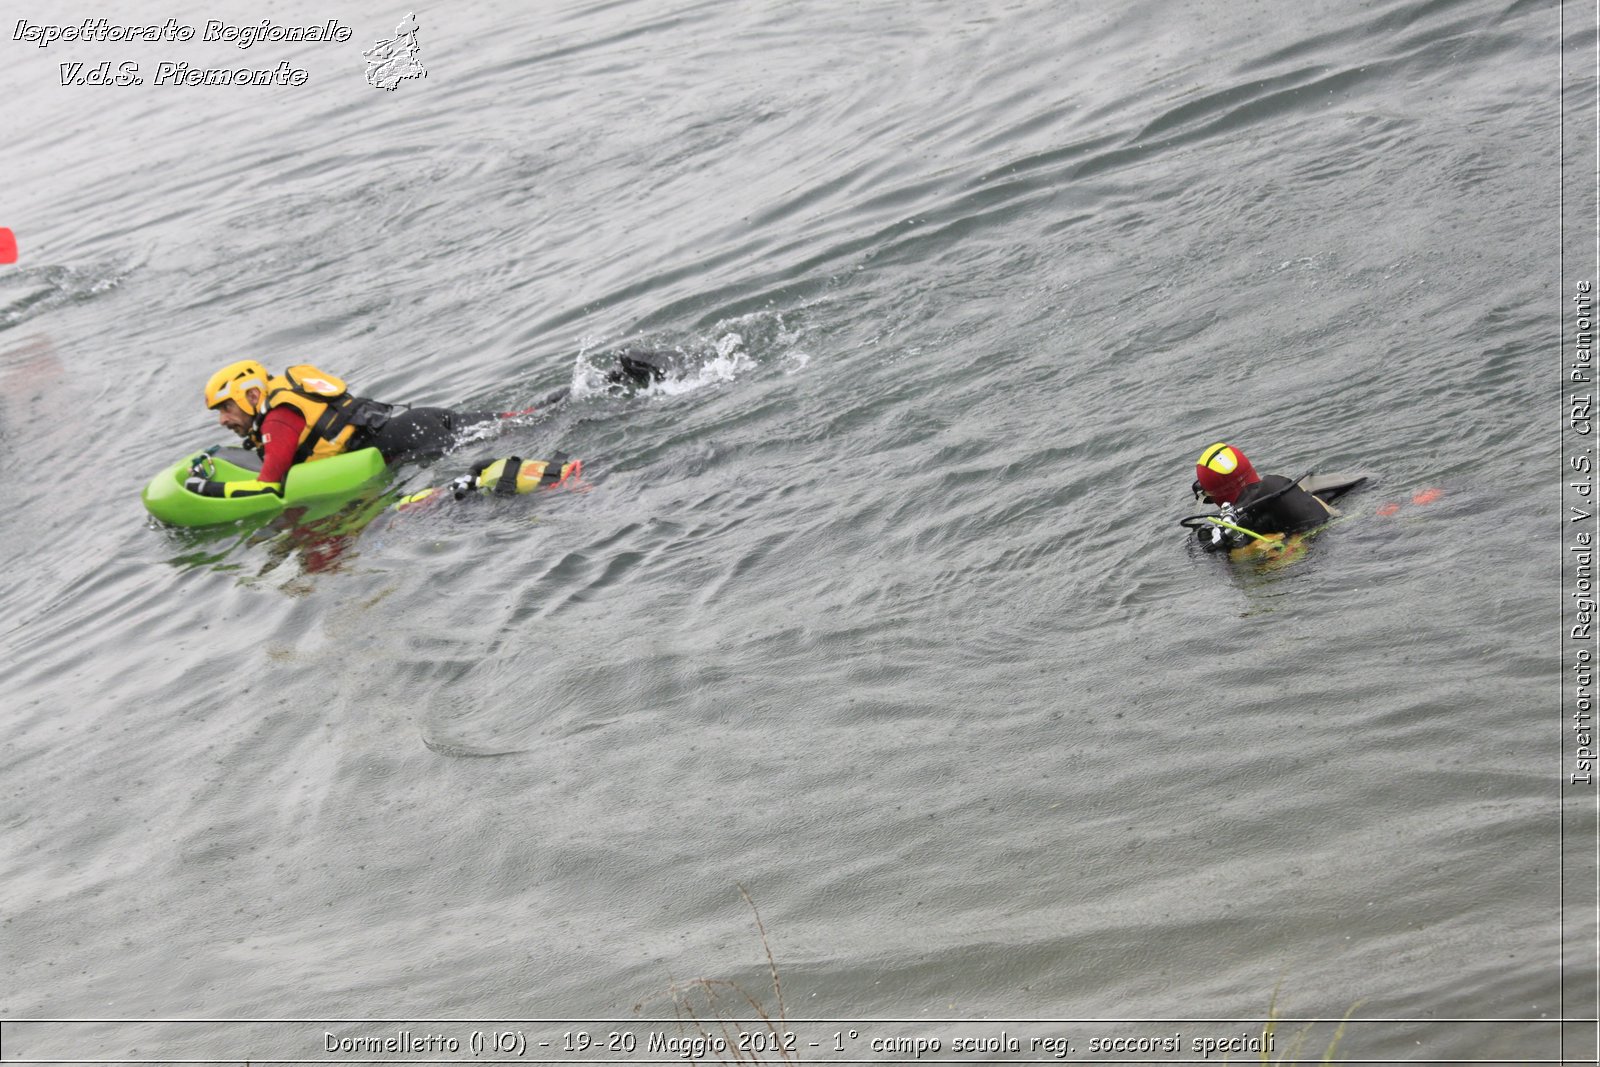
[613,350,668,386]
[1300,472,1373,504]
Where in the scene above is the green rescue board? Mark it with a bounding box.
[142,446,389,527]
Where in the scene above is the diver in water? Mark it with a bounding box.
[188,350,668,500]
[1188,441,1358,552]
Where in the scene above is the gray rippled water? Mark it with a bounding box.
[2,0,1593,1063]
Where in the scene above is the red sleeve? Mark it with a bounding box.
[257,407,306,484]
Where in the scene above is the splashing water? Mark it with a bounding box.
[568,322,774,400]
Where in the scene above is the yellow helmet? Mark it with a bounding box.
[204,360,270,416]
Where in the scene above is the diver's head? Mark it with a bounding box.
[1193,442,1259,505]
[205,360,268,413]
[205,360,269,437]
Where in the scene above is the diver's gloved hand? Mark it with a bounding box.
[183,476,282,499]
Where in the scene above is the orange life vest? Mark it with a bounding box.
[246,365,387,463]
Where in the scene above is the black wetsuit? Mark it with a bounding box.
[1197,475,1333,550]
[1234,475,1331,534]
[356,406,495,464]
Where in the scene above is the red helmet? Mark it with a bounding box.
[1194,442,1260,505]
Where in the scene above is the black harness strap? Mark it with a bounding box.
[540,451,571,487]
[296,393,359,462]
[1232,469,1313,527]
[492,457,524,496]
[245,410,269,458]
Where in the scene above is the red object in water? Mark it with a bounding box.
[1412,487,1443,506]
[1376,502,1401,517]
[0,229,16,264]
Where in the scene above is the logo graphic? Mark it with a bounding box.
[364,12,426,91]
[0,229,15,265]
[1202,445,1238,474]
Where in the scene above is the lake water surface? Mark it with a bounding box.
[2,0,1595,1063]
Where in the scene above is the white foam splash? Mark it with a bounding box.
[567,335,616,398]
[565,331,760,400]
[561,308,811,400]
[650,332,754,396]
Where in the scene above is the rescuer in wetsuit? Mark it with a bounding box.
[1190,441,1335,551]
[187,352,667,499]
